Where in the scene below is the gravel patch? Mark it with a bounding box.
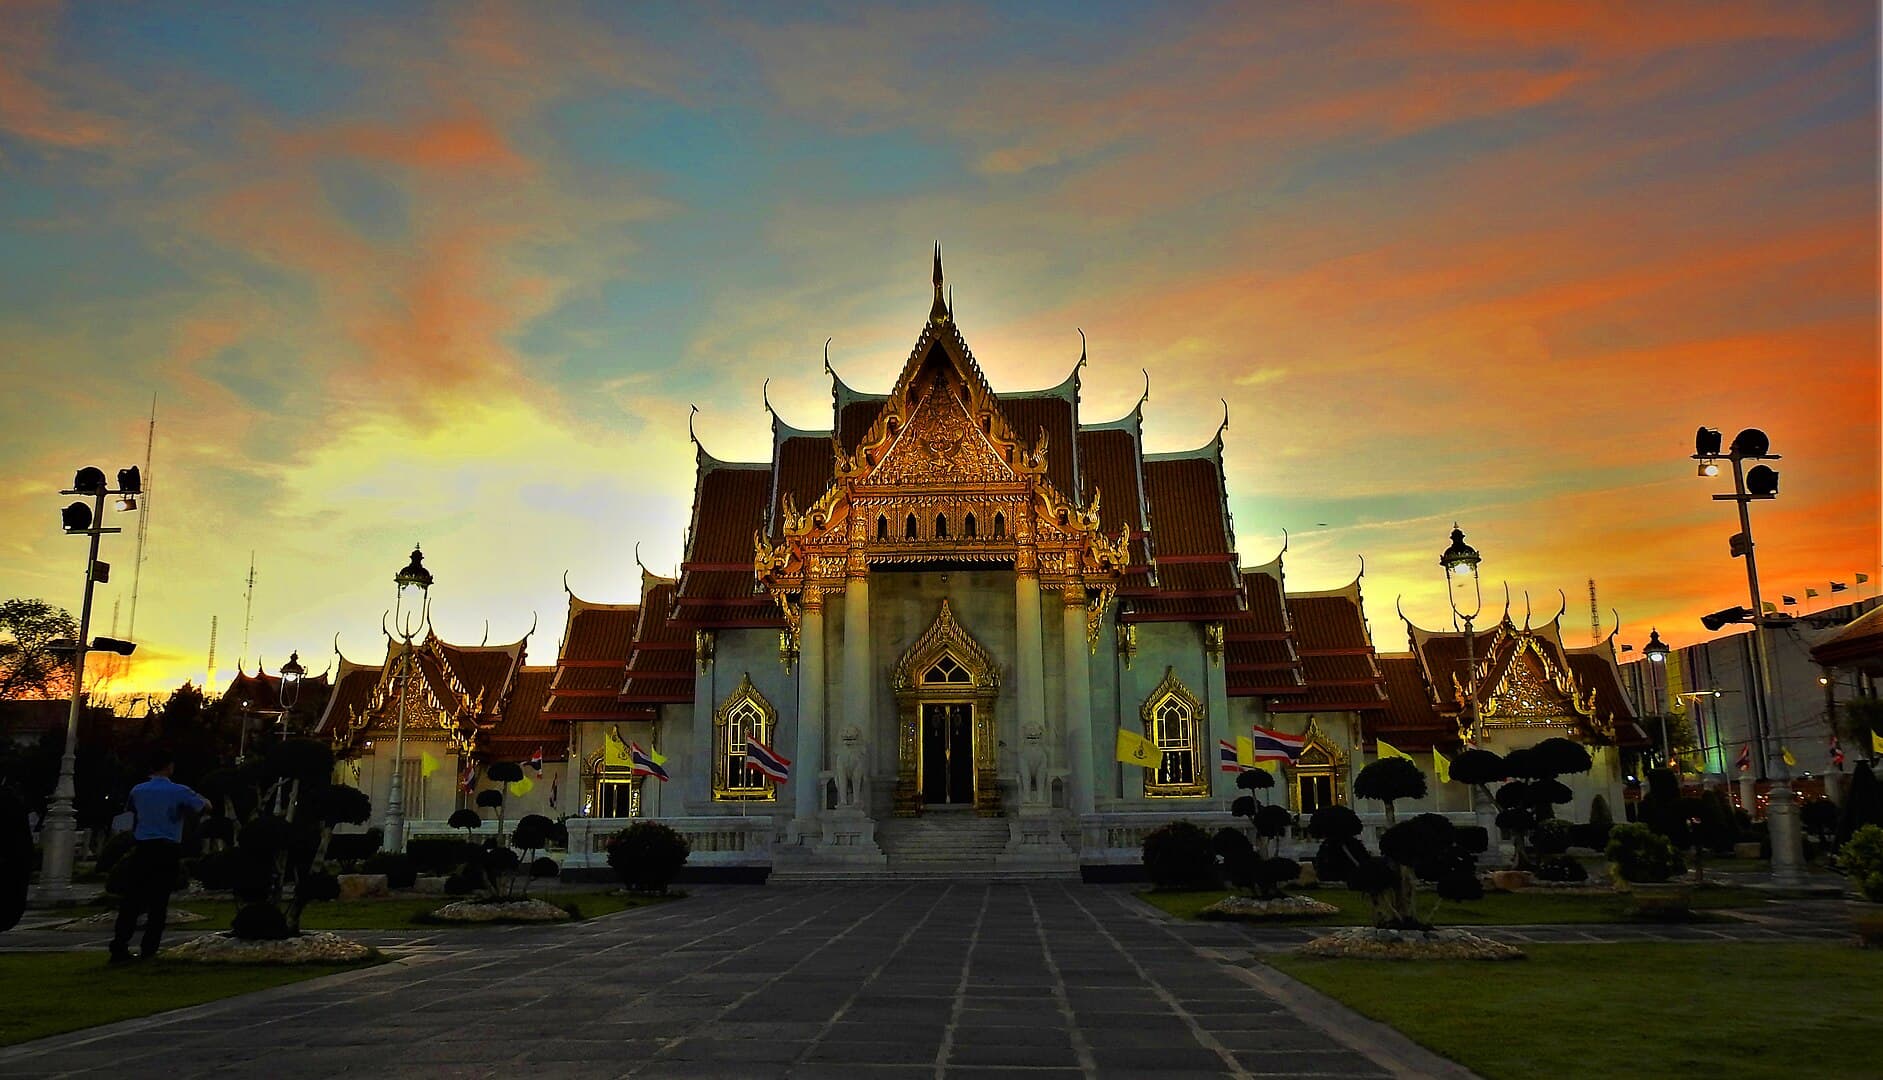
[427,898,571,923]
[1202,894,1341,919]
[1298,926,1526,961]
[58,909,207,930]
[164,931,379,964]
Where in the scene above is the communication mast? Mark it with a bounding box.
[1588,579,1600,646]
[205,615,219,694]
[239,551,256,671]
[126,395,155,643]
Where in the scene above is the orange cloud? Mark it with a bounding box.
[0,0,117,147]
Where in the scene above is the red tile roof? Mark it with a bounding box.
[315,657,382,737]
[838,399,879,451]
[771,434,834,540]
[1075,428,1147,536]
[543,598,648,721]
[999,395,1078,499]
[678,461,775,619]
[1142,457,1233,556]
[622,581,694,704]
[1270,587,1387,713]
[484,667,562,758]
[1367,655,1454,750]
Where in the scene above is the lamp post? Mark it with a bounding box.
[278,650,304,736]
[1644,629,1670,766]
[1693,426,1804,886]
[37,465,141,902]
[1440,525,1484,743]
[381,546,433,854]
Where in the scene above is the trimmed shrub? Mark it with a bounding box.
[189,850,236,890]
[1141,821,1219,891]
[407,838,483,875]
[1607,822,1684,884]
[325,829,384,864]
[1569,822,1612,852]
[607,821,691,894]
[1354,758,1427,821]
[1589,793,1614,830]
[231,902,291,940]
[1840,825,1883,902]
[1533,856,1589,883]
[1530,818,1573,857]
[363,852,417,890]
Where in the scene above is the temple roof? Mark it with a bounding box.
[543,592,649,722]
[621,580,695,704]
[1271,577,1387,714]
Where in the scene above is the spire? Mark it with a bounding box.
[929,242,950,324]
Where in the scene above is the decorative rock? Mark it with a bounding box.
[336,874,390,900]
[59,909,206,930]
[1294,864,1320,887]
[1298,926,1525,961]
[1489,870,1534,892]
[412,875,449,895]
[1201,894,1340,920]
[165,931,378,964]
[428,898,571,923]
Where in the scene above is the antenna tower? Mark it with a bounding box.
[126,395,155,642]
[239,552,256,671]
[1588,579,1600,646]
[206,615,220,693]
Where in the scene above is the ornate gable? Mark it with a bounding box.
[864,377,1019,487]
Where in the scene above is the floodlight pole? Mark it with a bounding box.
[37,487,115,903]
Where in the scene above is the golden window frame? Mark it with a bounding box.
[1141,667,1208,798]
[713,673,778,801]
[1285,717,1349,813]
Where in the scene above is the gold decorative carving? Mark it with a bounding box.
[1086,584,1116,653]
[1116,621,1138,670]
[1285,718,1349,812]
[1204,623,1226,665]
[712,673,777,802]
[694,629,715,673]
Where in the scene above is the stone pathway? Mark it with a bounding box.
[0,884,1462,1079]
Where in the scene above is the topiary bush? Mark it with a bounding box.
[1354,758,1427,824]
[1140,820,1219,891]
[1607,822,1685,884]
[1533,856,1589,883]
[1531,818,1573,857]
[325,829,384,864]
[607,821,691,894]
[1840,824,1883,903]
[363,852,416,890]
[407,837,483,875]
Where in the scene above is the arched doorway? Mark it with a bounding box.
[1286,718,1348,814]
[891,600,1001,816]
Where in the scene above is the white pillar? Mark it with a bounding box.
[794,592,827,834]
[1205,627,1232,801]
[1061,589,1094,815]
[1016,571,1047,803]
[842,576,872,806]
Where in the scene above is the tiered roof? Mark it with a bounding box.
[221,661,331,713]
[317,627,553,761]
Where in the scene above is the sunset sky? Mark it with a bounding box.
[1,1,1877,696]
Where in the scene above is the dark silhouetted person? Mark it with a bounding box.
[109,748,207,962]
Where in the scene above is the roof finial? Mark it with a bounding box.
[1133,368,1150,415]
[1077,328,1087,368]
[823,337,834,376]
[762,378,775,419]
[929,242,949,324]
[1214,398,1230,443]
[688,404,701,448]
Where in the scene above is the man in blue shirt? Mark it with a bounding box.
[110,748,208,962]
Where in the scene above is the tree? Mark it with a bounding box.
[606,821,690,894]
[0,599,76,700]
[1311,803,1482,929]
[1839,763,1883,843]
[1225,797,1298,900]
[1354,757,1426,825]
[198,738,370,939]
[1490,738,1594,865]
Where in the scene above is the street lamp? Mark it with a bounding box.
[1440,525,1484,744]
[278,650,305,735]
[1643,629,1670,765]
[1693,425,1803,886]
[381,545,433,853]
[37,464,141,902]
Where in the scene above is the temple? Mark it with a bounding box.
[319,251,1646,875]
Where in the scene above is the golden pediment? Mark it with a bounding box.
[863,381,1018,487]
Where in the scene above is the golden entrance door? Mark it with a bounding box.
[920,703,975,805]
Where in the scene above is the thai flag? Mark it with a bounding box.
[526,746,544,777]
[1830,736,1844,770]
[1217,740,1244,773]
[743,737,791,783]
[1250,724,1307,763]
[1735,742,1751,773]
[458,760,477,793]
[630,742,670,783]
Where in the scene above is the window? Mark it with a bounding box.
[935,513,949,539]
[964,513,977,538]
[905,513,918,540]
[397,757,428,819]
[993,512,1006,539]
[876,515,889,541]
[597,776,639,817]
[1142,668,1208,797]
[714,675,777,800]
[924,653,973,685]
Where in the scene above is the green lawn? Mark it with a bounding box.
[58,890,671,931]
[1138,885,1768,925]
[0,952,378,1047]
[1268,943,1880,1080]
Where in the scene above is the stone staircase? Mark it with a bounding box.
[770,810,1079,882]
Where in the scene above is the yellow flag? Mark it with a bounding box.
[604,728,631,767]
[420,750,441,777]
[1115,728,1162,769]
[1432,749,1451,785]
[1377,739,1413,762]
[648,745,669,766]
[1255,758,1279,775]
[1873,731,1883,756]
[509,776,535,797]
[1781,746,1796,767]
[1235,736,1255,768]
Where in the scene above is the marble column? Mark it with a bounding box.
[842,575,872,800]
[1015,571,1047,799]
[794,589,826,835]
[1061,587,1094,815]
[1204,625,1232,800]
